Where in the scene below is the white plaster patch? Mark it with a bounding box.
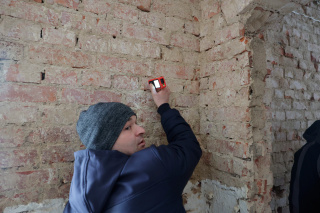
[183,180,248,213]
[4,198,67,213]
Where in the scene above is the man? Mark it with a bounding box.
[289,120,320,213]
[64,84,202,212]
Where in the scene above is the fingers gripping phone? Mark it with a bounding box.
[148,76,166,91]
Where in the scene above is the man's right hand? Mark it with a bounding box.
[149,83,171,108]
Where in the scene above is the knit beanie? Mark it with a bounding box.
[76,102,136,150]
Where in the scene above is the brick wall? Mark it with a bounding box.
[262,1,320,212]
[1,0,317,212]
[0,0,200,211]
[198,0,253,201]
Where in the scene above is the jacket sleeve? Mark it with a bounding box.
[155,103,202,180]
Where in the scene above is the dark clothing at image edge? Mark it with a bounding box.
[289,120,320,213]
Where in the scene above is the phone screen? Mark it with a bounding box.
[154,80,160,88]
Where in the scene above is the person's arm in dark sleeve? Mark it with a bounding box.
[157,103,202,177]
[149,84,202,179]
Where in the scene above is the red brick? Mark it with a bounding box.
[139,11,165,28]
[174,95,199,107]
[254,179,269,195]
[162,47,183,62]
[183,52,200,65]
[123,23,169,45]
[113,75,139,90]
[96,19,121,37]
[54,0,79,10]
[114,3,139,22]
[141,77,153,91]
[0,104,39,124]
[6,63,42,84]
[199,91,217,107]
[137,108,159,123]
[208,140,249,158]
[58,164,74,183]
[202,52,250,79]
[45,184,70,200]
[165,17,185,32]
[206,38,247,61]
[78,35,109,53]
[81,70,112,88]
[0,41,24,61]
[170,33,200,51]
[11,190,41,204]
[29,45,93,68]
[133,0,151,12]
[1,0,59,26]
[211,153,233,173]
[0,127,26,148]
[233,158,250,177]
[45,67,78,85]
[205,107,251,122]
[184,81,200,94]
[184,20,200,36]
[201,1,220,19]
[123,0,158,13]
[30,127,77,144]
[62,88,121,105]
[254,155,271,178]
[42,28,76,47]
[218,87,250,106]
[0,17,41,42]
[167,2,193,20]
[60,12,96,31]
[41,145,75,163]
[209,69,251,90]
[155,63,195,80]
[41,107,78,125]
[240,69,251,85]
[98,55,151,76]
[180,109,200,134]
[0,169,57,191]
[110,39,161,58]
[61,88,92,105]
[0,84,57,103]
[201,23,245,51]
[91,90,122,103]
[152,0,170,14]
[0,149,38,168]
[83,0,112,14]
[126,91,154,108]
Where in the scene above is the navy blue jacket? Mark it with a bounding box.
[64,104,202,213]
[289,120,320,213]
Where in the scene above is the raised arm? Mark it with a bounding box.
[149,83,202,178]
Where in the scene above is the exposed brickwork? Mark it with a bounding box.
[0,0,317,212]
[0,0,200,211]
[262,2,320,212]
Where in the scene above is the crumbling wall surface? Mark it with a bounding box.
[195,0,256,212]
[192,0,314,212]
[1,0,318,212]
[0,0,200,211]
[261,1,320,212]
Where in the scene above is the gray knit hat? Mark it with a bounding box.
[76,102,136,150]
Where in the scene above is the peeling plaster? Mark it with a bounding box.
[3,199,67,213]
[184,180,248,213]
